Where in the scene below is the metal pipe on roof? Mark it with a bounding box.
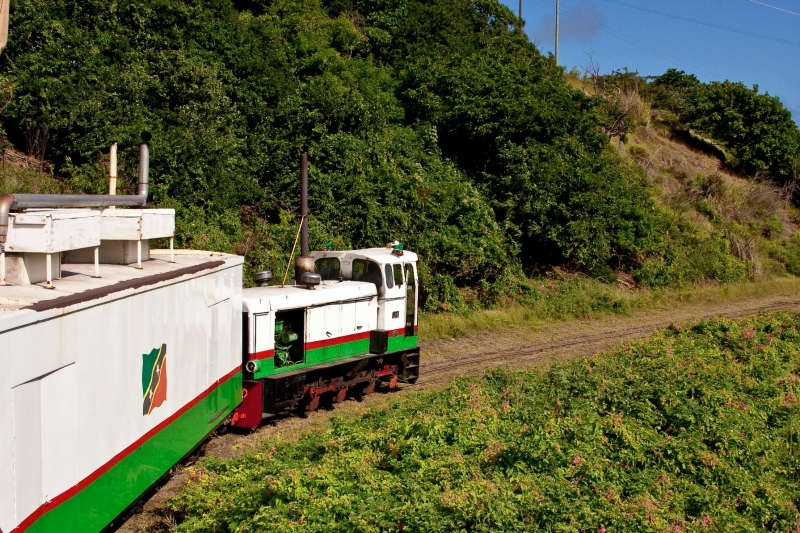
[109,142,118,195]
[139,134,150,202]
[0,133,151,249]
[293,152,315,285]
[109,142,118,209]
[0,194,13,249]
[300,153,308,257]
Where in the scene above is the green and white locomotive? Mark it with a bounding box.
[234,246,420,426]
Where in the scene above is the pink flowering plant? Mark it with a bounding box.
[171,313,800,532]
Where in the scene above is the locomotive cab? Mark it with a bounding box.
[311,247,419,348]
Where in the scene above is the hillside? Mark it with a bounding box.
[0,0,798,313]
[623,111,800,284]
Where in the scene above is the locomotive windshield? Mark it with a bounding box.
[353,259,383,290]
[315,257,340,280]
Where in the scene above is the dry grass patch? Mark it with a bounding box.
[420,276,800,342]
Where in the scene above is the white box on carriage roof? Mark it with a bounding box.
[62,208,175,265]
[17,207,176,242]
[95,208,175,240]
[3,210,100,254]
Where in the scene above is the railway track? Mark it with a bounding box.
[419,299,800,384]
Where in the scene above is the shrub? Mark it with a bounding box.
[635,257,676,288]
[421,273,465,313]
[635,224,747,288]
[683,81,800,179]
[627,143,650,163]
[766,233,800,276]
[647,70,800,180]
[762,215,784,240]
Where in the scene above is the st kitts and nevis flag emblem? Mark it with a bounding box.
[142,344,168,415]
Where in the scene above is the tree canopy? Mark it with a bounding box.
[6,0,795,306]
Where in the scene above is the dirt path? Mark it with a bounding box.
[117,292,800,532]
[421,295,800,385]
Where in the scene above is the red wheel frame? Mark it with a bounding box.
[306,395,321,412]
[334,388,347,403]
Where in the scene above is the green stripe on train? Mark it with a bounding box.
[388,333,419,352]
[24,372,242,533]
[247,334,418,380]
[249,337,370,379]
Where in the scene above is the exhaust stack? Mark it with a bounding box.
[0,132,152,250]
[294,153,317,286]
[300,153,308,257]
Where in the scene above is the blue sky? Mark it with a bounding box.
[500,0,800,123]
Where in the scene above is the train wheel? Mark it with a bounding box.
[334,388,347,404]
[362,380,376,395]
[306,395,321,413]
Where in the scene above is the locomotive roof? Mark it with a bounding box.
[0,250,240,317]
[242,280,377,314]
[312,247,418,263]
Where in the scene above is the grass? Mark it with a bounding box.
[168,311,800,532]
[420,276,800,342]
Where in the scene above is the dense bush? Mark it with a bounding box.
[0,0,657,298]
[170,312,800,531]
[765,234,800,277]
[685,81,800,178]
[648,69,800,180]
[635,218,748,288]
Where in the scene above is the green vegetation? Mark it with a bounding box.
[1,1,800,313]
[572,67,800,300]
[0,0,652,297]
[170,312,800,531]
[649,69,800,179]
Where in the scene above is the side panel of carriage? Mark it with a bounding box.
[0,259,243,533]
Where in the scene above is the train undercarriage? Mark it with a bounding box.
[232,348,420,427]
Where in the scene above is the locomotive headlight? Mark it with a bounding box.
[254,270,273,287]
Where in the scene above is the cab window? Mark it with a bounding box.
[315,258,340,281]
[393,264,403,287]
[384,264,394,289]
[353,259,382,290]
[405,264,416,317]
